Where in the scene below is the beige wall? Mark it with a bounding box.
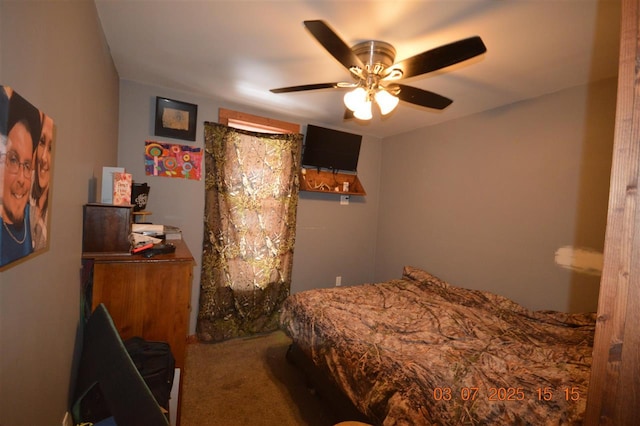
[376,78,617,313]
[292,131,382,291]
[0,1,119,424]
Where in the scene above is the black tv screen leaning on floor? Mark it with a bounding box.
[302,124,362,172]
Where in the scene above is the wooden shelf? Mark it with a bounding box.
[299,168,366,196]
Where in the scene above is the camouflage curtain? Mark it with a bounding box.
[197,122,302,342]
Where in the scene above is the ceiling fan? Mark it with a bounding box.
[271,20,487,120]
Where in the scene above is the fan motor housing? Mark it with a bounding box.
[352,40,396,74]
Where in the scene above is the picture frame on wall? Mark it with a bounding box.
[154,96,198,141]
[0,85,56,269]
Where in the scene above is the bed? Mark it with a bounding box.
[279,266,596,425]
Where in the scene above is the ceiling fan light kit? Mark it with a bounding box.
[353,99,373,120]
[270,20,487,122]
[342,40,401,117]
[343,87,372,119]
[374,89,400,115]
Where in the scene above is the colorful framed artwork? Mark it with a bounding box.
[144,140,202,181]
[1,86,55,269]
[154,96,198,141]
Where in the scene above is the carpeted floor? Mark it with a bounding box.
[179,330,341,426]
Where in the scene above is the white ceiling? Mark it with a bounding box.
[95,0,621,138]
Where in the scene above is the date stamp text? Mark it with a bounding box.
[432,387,582,402]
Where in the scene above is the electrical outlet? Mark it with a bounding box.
[336,276,342,286]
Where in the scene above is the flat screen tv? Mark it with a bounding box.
[302,124,362,172]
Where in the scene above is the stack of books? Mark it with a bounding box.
[164,225,183,240]
[131,224,182,241]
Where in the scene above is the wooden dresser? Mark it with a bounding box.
[83,239,194,370]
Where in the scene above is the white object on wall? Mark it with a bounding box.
[554,246,604,276]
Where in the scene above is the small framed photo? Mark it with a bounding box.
[154,96,198,141]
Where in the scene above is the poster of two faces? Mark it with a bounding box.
[0,86,54,269]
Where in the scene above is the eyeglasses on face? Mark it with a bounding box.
[3,151,33,178]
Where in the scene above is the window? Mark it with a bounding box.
[218,108,300,134]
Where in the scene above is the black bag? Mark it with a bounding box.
[73,305,171,426]
[124,337,176,410]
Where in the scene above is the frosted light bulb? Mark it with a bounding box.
[375,90,399,115]
[353,100,373,120]
[343,87,367,112]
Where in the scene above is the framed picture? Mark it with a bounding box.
[1,86,56,269]
[154,97,198,141]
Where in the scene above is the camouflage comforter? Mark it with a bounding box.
[280,266,595,425]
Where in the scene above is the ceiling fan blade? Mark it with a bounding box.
[389,36,486,80]
[395,84,453,110]
[270,83,341,93]
[343,108,354,120]
[303,20,365,73]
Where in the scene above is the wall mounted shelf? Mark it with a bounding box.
[299,168,366,196]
